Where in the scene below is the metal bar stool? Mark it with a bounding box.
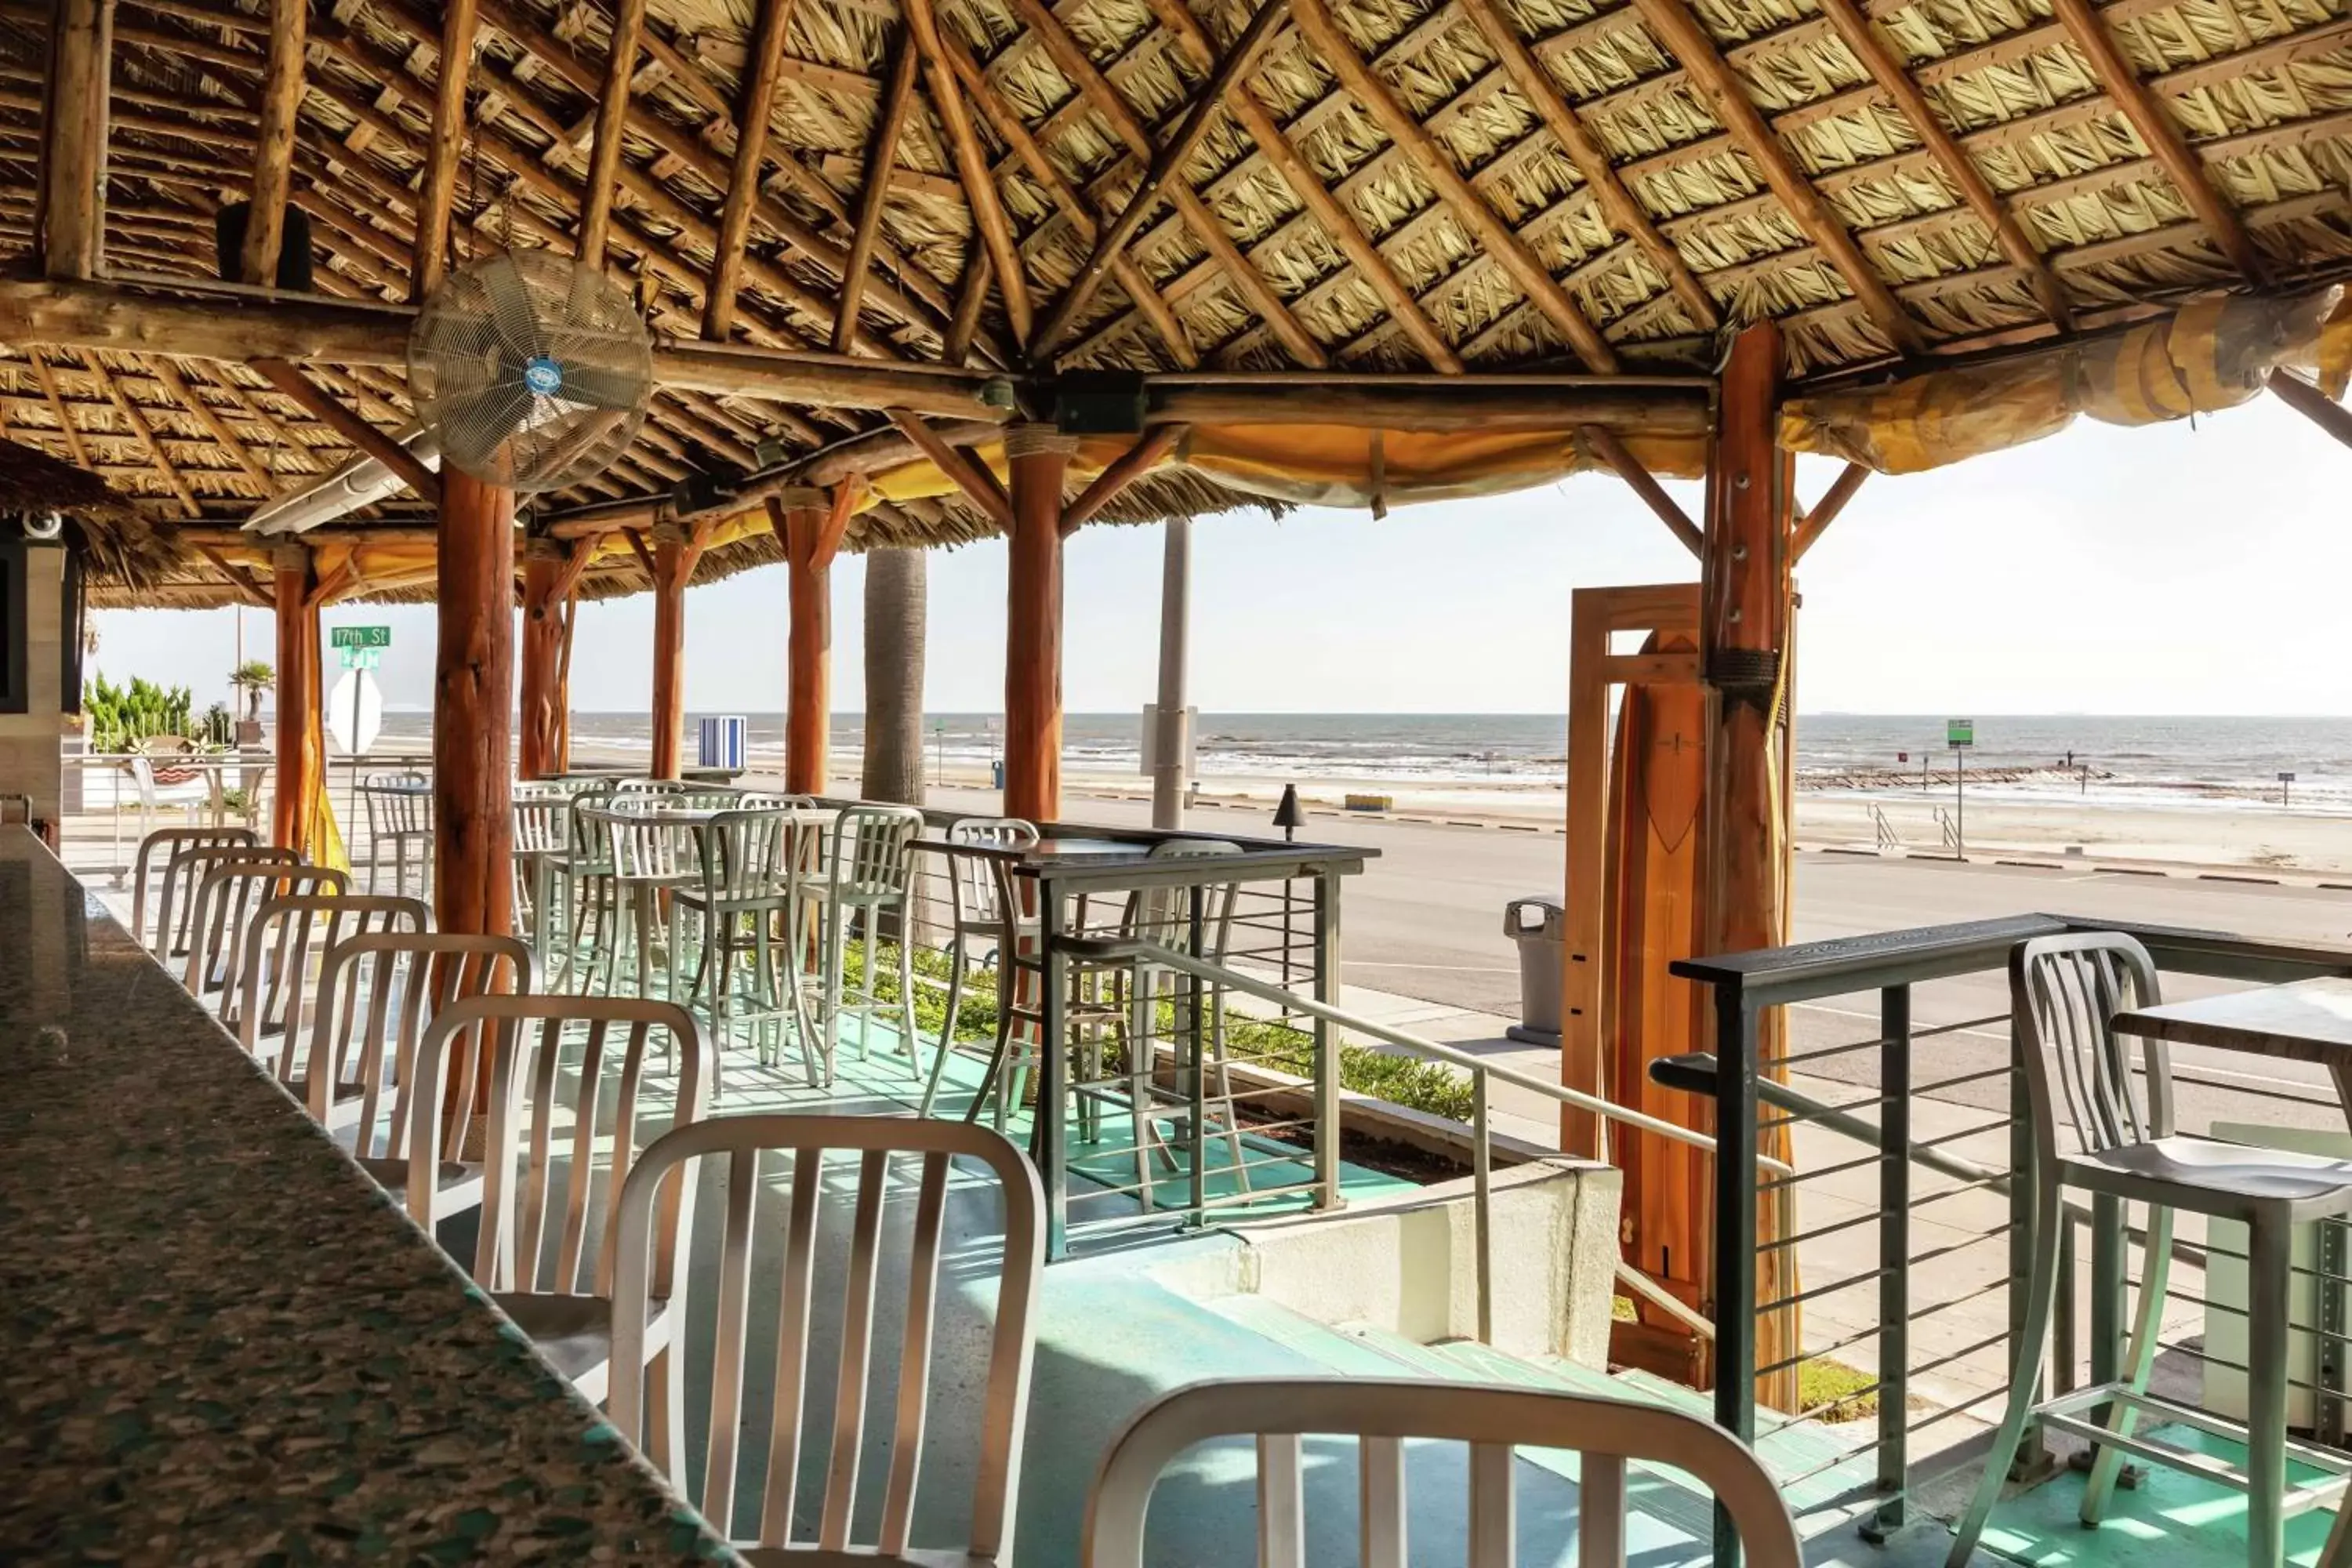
[1949,931,2352,1568]
[358,771,433,899]
[916,817,1039,1122]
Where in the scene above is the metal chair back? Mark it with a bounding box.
[1130,838,1243,954]
[410,995,711,1294]
[608,1114,1044,1562]
[946,817,1037,929]
[695,807,794,902]
[600,805,695,883]
[613,777,695,794]
[182,857,345,1007]
[316,931,535,1156]
[234,892,430,1068]
[827,804,924,900]
[359,771,431,837]
[2012,931,2173,1165]
[1080,1377,1804,1568]
[131,826,260,953]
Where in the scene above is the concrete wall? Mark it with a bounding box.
[1152,1158,1624,1368]
[0,543,67,825]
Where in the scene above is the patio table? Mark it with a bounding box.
[0,826,735,1562]
[2114,975,2352,1128]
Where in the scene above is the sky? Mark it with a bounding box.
[89,391,2352,719]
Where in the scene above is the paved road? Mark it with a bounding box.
[938,786,2352,1131]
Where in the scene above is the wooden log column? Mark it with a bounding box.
[270,543,323,855]
[773,488,832,795]
[648,522,688,780]
[1700,321,1801,1416]
[37,0,111,280]
[434,470,515,936]
[517,538,571,780]
[1003,424,1076,824]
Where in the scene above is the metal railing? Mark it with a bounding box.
[1056,932,1779,1341]
[1669,913,2352,1564]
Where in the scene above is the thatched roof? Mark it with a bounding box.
[0,432,185,597]
[2,0,2347,607]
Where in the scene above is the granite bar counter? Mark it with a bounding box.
[0,827,739,1564]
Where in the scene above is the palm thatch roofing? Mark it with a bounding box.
[2,0,2347,608]
[0,430,185,597]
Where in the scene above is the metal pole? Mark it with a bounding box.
[1955,749,1965,858]
[1150,517,1190,830]
[1870,984,1912,1541]
[348,663,364,841]
[1711,983,1759,1568]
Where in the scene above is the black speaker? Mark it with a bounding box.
[1053,369,1148,435]
[213,201,314,290]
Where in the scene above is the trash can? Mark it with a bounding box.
[991,759,1006,790]
[1504,895,1566,1047]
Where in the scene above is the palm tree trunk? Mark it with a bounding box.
[860,546,927,805]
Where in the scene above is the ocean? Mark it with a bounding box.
[372,710,2352,808]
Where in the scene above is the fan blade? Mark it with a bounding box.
[545,361,646,412]
[446,377,537,478]
[477,251,546,368]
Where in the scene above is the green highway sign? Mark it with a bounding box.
[331,625,391,649]
[1947,718,1973,748]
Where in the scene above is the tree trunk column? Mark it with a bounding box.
[517,539,570,781]
[38,0,111,281]
[1004,423,1076,825]
[649,522,688,781]
[434,470,515,936]
[861,546,928,805]
[776,488,831,796]
[270,543,321,855]
[1700,321,1800,1415]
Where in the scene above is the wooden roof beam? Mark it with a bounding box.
[942,34,1197,368]
[238,0,303,285]
[1062,423,1185,533]
[193,542,275,608]
[905,0,1036,346]
[1791,462,1869,561]
[2047,0,2267,284]
[1030,0,1294,362]
[887,408,1013,528]
[1456,0,1716,334]
[1628,0,1924,358]
[408,0,480,301]
[26,350,89,468]
[836,37,920,357]
[1000,0,1327,368]
[1583,424,1699,554]
[252,357,443,503]
[1290,0,1617,372]
[575,0,648,273]
[147,355,275,492]
[702,0,796,342]
[2270,371,2352,452]
[82,352,205,516]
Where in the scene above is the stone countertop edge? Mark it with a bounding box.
[0,826,742,1566]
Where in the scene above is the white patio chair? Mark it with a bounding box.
[129,826,259,954]
[180,856,344,1012]
[408,994,712,1468]
[1947,932,2352,1568]
[1080,1377,1802,1568]
[607,1114,1044,1565]
[234,891,430,1073]
[357,771,433,899]
[916,817,1038,1122]
[800,803,926,1084]
[125,753,204,837]
[316,931,535,1225]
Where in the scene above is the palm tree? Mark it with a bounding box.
[229,659,274,723]
[860,547,926,805]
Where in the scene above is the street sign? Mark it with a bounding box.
[336,646,382,670]
[1947,718,1974,748]
[331,624,391,649]
[326,669,383,756]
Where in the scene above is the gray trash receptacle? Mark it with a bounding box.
[1504,895,1566,1047]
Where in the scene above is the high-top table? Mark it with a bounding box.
[0,826,738,1563]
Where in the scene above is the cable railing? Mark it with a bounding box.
[1668,913,2352,1566]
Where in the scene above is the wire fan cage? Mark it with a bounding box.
[407,249,653,494]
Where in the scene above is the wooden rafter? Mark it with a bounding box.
[703,0,797,342]
[146,355,274,492]
[194,543,274,608]
[26,350,89,469]
[1062,423,1185,533]
[1813,0,2068,330]
[408,0,481,301]
[837,37,920,357]
[811,479,860,570]
[905,0,1035,345]
[250,357,443,503]
[941,35,1197,368]
[887,408,1013,528]
[1454,0,1718,334]
[1030,0,1294,361]
[82,352,202,517]
[36,0,107,280]
[1290,0,1617,372]
[576,0,649,273]
[1000,0,1327,368]
[1791,462,1870,561]
[622,525,659,579]
[2047,0,2266,285]
[238,0,303,286]
[1628,0,1925,357]
[2270,371,2352,451]
[1584,424,1700,554]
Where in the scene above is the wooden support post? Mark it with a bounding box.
[270,543,322,855]
[37,0,111,281]
[518,539,572,780]
[241,0,306,285]
[1003,424,1075,823]
[434,469,515,936]
[772,487,832,795]
[648,521,689,780]
[1700,321,1799,1415]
